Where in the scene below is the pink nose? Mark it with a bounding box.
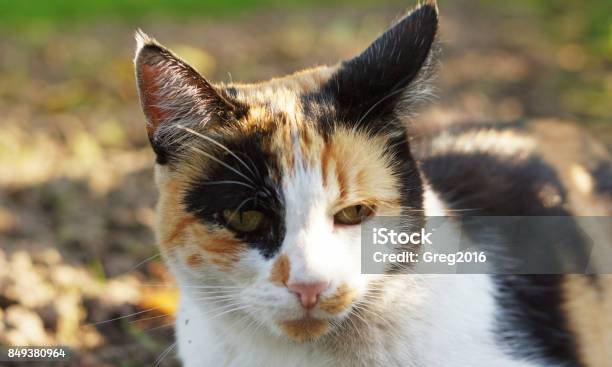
[287,281,329,309]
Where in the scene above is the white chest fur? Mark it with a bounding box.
[175,276,539,367]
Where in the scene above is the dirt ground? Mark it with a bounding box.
[0,2,610,366]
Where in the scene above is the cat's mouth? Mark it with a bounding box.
[277,317,330,342]
[275,284,358,342]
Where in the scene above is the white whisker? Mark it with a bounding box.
[129,313,171,325]
[226,197,255,222]
[179,125,259,180]
[207,305,250,321]
[143,321,176,334]
[88,307,159,326]
[153,341,177,367]
[123,252,162,274]
[193,295,238,302]
[187,145,255,185]
[141,283,240,289]
[202,180,255,190]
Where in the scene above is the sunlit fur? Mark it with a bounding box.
[134,3,610,367]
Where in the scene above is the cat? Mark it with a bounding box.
[133,2,611,366]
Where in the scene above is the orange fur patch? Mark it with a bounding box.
[563,275,612,367]
[319,283,356,315]
[321,144,331,187]
[279,318,330,342]
[190,224,246,271]
[166,215,198,245]
[269,254,291,285]
[335,159,349,200]
[186,253,204,267]
[323,127,402,215]
[282,122,295,171]
[298,127,315,166]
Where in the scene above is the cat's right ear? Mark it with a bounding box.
[133,30,247,164]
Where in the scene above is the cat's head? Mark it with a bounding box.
[134,2,437,343]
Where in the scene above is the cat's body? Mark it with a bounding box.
[134,2,611,366]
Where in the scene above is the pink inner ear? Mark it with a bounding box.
[140,64,168,136]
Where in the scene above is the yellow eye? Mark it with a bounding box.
[334,204,374,225]
[222,209,266,233]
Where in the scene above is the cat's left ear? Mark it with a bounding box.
[133,30,247,164]
[323,1,439,125]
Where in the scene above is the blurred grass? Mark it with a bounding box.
[479,0,611,126]
[481,0,611,58]
[0,0,397,25]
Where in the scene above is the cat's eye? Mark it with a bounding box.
[334,204,374,225]
[222,209,266,233]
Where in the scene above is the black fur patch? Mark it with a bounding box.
[592,161,612,198]
[183,130,286,259]
[421,152,567,216]
[302,3,437,133]
[494,275,581,366]
[421,146,583,366]
[387,133,424,217]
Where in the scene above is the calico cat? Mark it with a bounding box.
[134,2,611,366]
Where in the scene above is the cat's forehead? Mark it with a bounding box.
[188,68,334,174]
[225,66,336,103]
[221,66,336,127]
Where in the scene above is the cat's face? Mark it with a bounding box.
[135,3,437,342]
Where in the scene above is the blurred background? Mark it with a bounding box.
[0,0,610,365]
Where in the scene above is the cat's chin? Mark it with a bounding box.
[277,317,331,342]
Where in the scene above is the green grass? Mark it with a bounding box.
[479,0,611,124]
[480,0,611,58]
[0,0,390,25]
